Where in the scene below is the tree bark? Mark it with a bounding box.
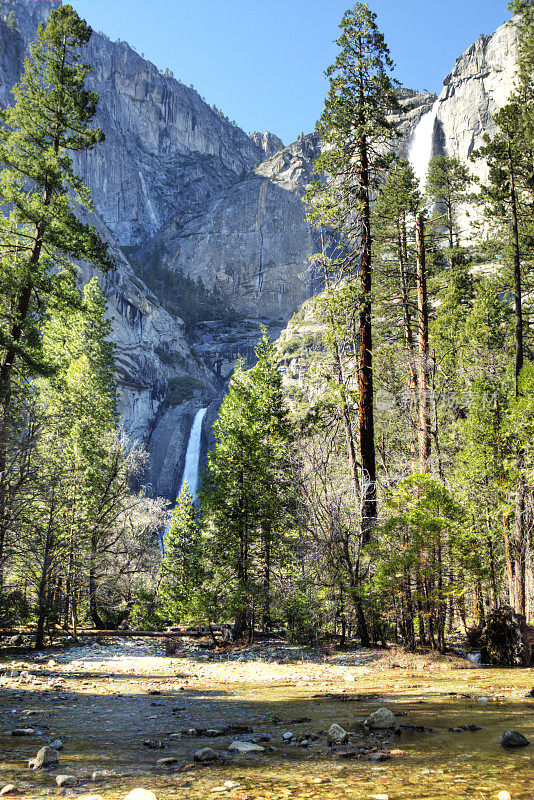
[416,213,431,474]
[358,130,377,543]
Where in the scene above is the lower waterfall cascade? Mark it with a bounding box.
[179,406,208,501]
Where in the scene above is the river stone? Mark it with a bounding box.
[501,730,530,748]
[56,775,76,787]
[123,791,157,800]
[365,708,395,729]
[0,786,16,796]
[193,747,218,763]
[48,739,63,750]
[12,728,34,736]
[228,741,265,753]
[327,723,348,744]
[29,746,59,769]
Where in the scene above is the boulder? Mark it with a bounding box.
[327,723,348,744]
[56,775,76,787]
[28,746,59,770]
[501,730,530,748]
[365,708,395,729]
[228,741,265,754]
[193,747,218,763]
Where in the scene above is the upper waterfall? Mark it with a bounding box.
[408,100,439,192]
[180,407,208,501]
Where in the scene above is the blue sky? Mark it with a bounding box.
[69,0,512,145]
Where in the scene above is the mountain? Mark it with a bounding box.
[0,0,518,501]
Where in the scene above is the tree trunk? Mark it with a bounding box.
[416,213,431,473]
[35,497,56,650]
[358,130,376,544]
[397,224,419,473]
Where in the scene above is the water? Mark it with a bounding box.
[179,406,208,500]
[2,648,533,800]
[408,100,439,192]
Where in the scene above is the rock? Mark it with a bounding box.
[28,746,59,770]
[91,770,119,781]
[11,728,34,736]
[497,792,512,800]
[369,752,391,762]
[156,757,179,766]
[48,739,63,750]
[0,786,17,796]
[142,740,165,749]
[55,775,76,787]
[282,731,294,742]
[365,708,395,730]
[327,723,348,745]
[228,741,265,754]
[194,748,218,763]
[123,791,157,800]
[501,730,530,748]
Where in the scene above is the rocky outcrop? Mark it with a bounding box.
[250,131,284,158]
[434,20,518,174]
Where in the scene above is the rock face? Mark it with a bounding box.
[250,131,285,158]
[0,1,520,500]
[141,135,323,321]
[433,20,517,176]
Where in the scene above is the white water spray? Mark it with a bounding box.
[408,100,439,191]
[179,407,208,500]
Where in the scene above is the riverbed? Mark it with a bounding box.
[1,637,533,800]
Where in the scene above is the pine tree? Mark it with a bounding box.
[201,330,293,638]
[305,2,401,550]
[159,482,203,624]
[38,277,119,631]
[425,155,473,255]
[0,4,113,408]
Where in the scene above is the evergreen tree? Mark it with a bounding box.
[305,2,401,549]
[159,482,203,624]
[425,155,473,254]
[201,330,293,637]
[0,4,113,408]
[38,277,120,631]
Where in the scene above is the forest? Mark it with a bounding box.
[0,0,533,657]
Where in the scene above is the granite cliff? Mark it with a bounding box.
[0,0,519,500]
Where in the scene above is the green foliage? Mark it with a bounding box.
[155,345,186,369]
[200,329,294,633]
[158,482,204,624]
[131,250,239,329]
[129,585,161,630]
[0,4,113,390]
[164,376,204,407]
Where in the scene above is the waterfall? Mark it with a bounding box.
[408,100,439,191]
[179,407,208,501]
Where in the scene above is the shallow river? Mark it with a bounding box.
[1,640,533,800]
